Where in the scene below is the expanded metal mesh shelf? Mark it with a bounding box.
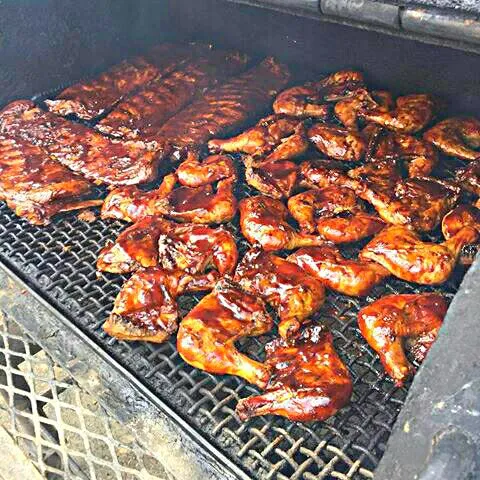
[0,85,470,479]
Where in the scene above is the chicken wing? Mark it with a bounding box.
[101,173,177,222]
[176,152,236,187]
[334,89,393,130]
[244,157,298,199]
[239,196,326,251]
[236,325,352,422]
[97,216,238,275]
[360,94,437,134]
[287,187,384,242]
[234,248,326,339]
[273,70,364,118]
[424,118,480,161]
[364,124,438,177]
[358,294,447,386]
[455,159,480,196]
[177,278,274,388]
[208,114,302,156]
[308,124,366,162]
[104,268,217,343]
[288,245,389,296]
[359,224,478,284]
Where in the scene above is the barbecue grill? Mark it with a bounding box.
[0,1,479,479]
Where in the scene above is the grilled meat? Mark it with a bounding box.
[360,224,478,284]
[176,152,236,187]
[360,94,437,134]
[308,124,366,162]
[364,124,438,177]
[208,114,302,156]
[273,70,365,118]
[155,57,291,159]
[0,100,159,186]
[104,267,216,343]
[334,89,393,130]
[288,245,389,296]
[441,205,480,240]
[101,173,177,222]
[299,159,352,189]
[177,279,274,388]
[97,216,238,275]
[236,325,352,422]
[96,50,249,139]
[154,176,237,224]
[234,248,326,339]
[287,187,384,243]
[455,159,480,196]
[0,135,101,225]
[45,43,214,120]
[239,196,326,251]
[244,157,298,199]
[424,117,480,161]
[358,294,447,386]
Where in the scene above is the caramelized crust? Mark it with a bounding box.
[176,152,236,187]
[96,50,249,139]
[441,205,480,240]
[97,215,238,275]
[360,224,478,284]
[234,248,326,339]
[0,100,158,186]
[45,43,212,120]
[177,279,274,388]
[239,195,326,251]
[358,294,447,385]
[455,159,480,195]
[0,135,100,225]
[288,245,389,296]
[104,267,216,343]
[236,325,352,422]
[155,57,291,158]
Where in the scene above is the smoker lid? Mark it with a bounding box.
[224,1,480,52]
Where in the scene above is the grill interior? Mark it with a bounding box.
[0,93,469,480]
[0,1,478,478]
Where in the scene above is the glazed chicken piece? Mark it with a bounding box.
[97,215,238,275]
[234,248,326,339]
[155,176,237,224]
[334,89,393,130]
[287,187,384,243]
[273,70,365,118]
[299,159,352,190]
[101,173,177,222]
[236,325,353,422]
[102,174,237,224]
[360,224,478,284]
[208,114,303,156]
[104,267,217,343]
[176,152,236,187]
[288,245,389,296]
[358,294,447,386]
[244,157,298,199]
[455,159,480,196]
[424,118,480,161]
[308,124,366,162]
[441,205,480,240]
[349,165,460,232]
[239,196,326,251]
[364,124,438,177]
[177,279,274,388]
[360,94,437,134]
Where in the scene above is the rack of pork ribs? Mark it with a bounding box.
[1,42,479,423]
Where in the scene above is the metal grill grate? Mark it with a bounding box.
[0,309,172,479]
[0,88,469,479]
